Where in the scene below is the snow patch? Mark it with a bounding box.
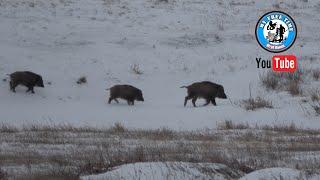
[81,162,244,180]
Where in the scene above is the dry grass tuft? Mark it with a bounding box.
[286,81,302,96]
[260,72,279,90]
[310,89,320,102]
[110,122,126,133]
[242,97,273,111]
[309,89,320,115]
[260,70,304,96]
[311,102,320,115]
[312,69,320,80]
[131,64,143,75]
[218,120,249,130]
[261,123,298,134]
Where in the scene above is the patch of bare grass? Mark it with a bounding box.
[110,122,126,133]
[0,124,18,133]
[131,64,143,75]
[311,102,320,116]
[312,69,320,80]
[217,120,249,130]
[217,120,320,135]
[261,123,298,134]
[242,97,273,111]
[287,81,302,96]
[1,123,320,178]
[310,89,320,102]
[259,71,279,90]
[229,1,255,6]
[260,70,304,96]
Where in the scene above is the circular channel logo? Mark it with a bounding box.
[255,11,297,53]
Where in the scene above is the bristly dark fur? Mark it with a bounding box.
[108,84,144,106]
[182,81,227,107]
[9,71,44,94]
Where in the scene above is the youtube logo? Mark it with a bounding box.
[272,55,297,73]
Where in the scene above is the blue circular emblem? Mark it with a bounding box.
[255,11,297,53]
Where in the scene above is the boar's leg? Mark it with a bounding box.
[9,81,16,92]
[108,97,113,104]
[211,98,217,106]
[192,97,197,107]
[184,96,192,107]
[127,100,134,106]
[108,97,119,104]
[26,86,35,94]
[203,99,210,106]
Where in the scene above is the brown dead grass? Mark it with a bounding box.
[0,123,320,179]
[260,70,304,96]
[242,97,273,111]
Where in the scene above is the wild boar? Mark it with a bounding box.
[9,71,44,93]
[181,81,227,107]
[106,84,144,105]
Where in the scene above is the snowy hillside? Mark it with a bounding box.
[0,0,319,131]
[81,162,244,180]
[239,167,319,180]
[82,163,320,180]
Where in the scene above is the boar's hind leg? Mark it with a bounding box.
[114,99,119,103]
[192,97,197,107]
[211,98,217,106]
[184,96,192,107]
[203,99,210,106]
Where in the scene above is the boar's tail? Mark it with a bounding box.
[105,88,110,91]
[180,86,188,88]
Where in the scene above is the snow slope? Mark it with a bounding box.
[81,162,244,180]
[81,163,320,180]
[240,167,320,180]
[81,164,320,180]
[0,0,319,129]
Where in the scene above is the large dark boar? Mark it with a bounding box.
[9,71,44,93]
[107,85,144,105]
[181,81,227,107]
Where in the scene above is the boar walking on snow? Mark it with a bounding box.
[181,81,227,107]
[106,85,144,106]
[9,71,44,93]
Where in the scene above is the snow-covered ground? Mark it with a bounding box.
[1,0,320,179]
[81,163,320,180]
[240,167,320,180]
[0,0,319,130]
[81,162,243,180]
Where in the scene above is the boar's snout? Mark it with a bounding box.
[37,79,45,88]
[220,93,227,99]
[136,95,144,101]
[136,91,144,101]
[217,86,227,99]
